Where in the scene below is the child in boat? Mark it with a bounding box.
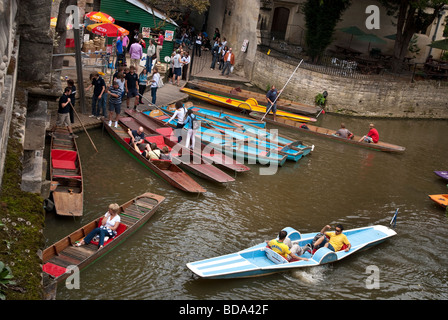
[143,142,162,160]
[160,146,171,160]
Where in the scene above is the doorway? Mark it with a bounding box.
[271,7,290,40]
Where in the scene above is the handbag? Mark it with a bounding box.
[158,76,164,88]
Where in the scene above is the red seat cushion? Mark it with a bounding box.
[145,135,165,146]
[51,150,78,170]
[156,127,174,137]
[43,263,67,278]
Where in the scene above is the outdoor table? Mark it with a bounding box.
[335,45,363,57]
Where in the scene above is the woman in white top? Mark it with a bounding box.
[167,101,187,143]
[150,66,160,105]
[75,203,121,249]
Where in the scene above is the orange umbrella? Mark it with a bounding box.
[50,17,72,30]
[86,23,129,37]
[85,11,115,24]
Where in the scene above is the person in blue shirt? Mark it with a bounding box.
[266,85,282,121]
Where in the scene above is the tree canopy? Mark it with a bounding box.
[379,0,448,71]
[302,0,352,62]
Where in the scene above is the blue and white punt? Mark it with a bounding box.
[186,225,397,279]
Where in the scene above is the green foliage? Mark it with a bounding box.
[302,0,352,62]
[315,93,326,106]
[0,261,15,300]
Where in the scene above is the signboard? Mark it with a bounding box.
[241,39,249,52]
[165,30,174,42]
[142,27,151,38]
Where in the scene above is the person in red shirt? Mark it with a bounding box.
[359,123,379,143]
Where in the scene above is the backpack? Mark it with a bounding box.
[191,114,200,130]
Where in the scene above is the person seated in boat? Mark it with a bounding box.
[312,224,351,252]
[143,142,162,160]
[74,203,121,249]
[359,123,379,144]
[266,85,282,121]
[127,127,148,152]
[160,146,171,160]
[334,123,353,139]
[267,230,309,262]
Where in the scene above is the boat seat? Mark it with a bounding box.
[156,127,174,137]
[157,115,170,120]
[43,262,67,278]
[265,247,288,264]
[90,217,128,247]
[145,135,171,151]
[51,150,78,170]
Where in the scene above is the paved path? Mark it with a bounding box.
[57,51,250,133]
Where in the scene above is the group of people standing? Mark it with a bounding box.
[209,29,235,77]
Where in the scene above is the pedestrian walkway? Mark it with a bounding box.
[56,50,251,133]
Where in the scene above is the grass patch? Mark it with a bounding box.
[0,129,45,300]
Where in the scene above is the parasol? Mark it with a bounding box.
[339,26,366,48]
[85,11,115,24]
[428,38,448,51]
[355,33,386,52]
[50,17,72,30]
[86,23,129,37]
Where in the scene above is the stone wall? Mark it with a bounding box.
[250,51,448,119]
[0,0,19,190]
[17,0,53,82]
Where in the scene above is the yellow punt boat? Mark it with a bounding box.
[181,87,317,123]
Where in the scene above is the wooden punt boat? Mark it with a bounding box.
[147,110,288,167]
[103,119,206,194]
[181,105,314,161]
[184,103,266,128]
[434,171,448,181]
[250,111,406,153]
[180,87,317,123]
[186,80,320,116]
[187,225,397,279]
[50,127,83,217]
[126,109,250,174]
[428,194,448,208]
[42,192,165,284]
[120,114,235,184]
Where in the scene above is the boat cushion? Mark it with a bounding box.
[51,150,78,170]
[43,262,67,278]
[156,127,174,137]
[145,135,170,150]
[90,217,127,246]
[157,115,170,120]
[265,246,288,264]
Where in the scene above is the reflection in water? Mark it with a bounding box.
[44,105,448,300]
